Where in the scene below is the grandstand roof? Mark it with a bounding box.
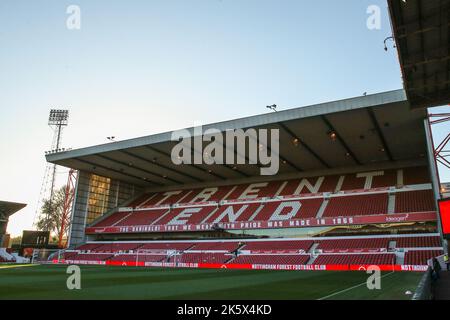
[0,201,26,218]
[388,0,450,109]
[46,89,428,188]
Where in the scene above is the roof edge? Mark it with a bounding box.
[46,89,407,163]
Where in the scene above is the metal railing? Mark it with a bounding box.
[412,266,433,300]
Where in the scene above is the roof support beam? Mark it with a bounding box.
[95,154,182,184]
[403,47,450,69]
[321,115,361,165]
[163,139,251,178]
[240,128,302,172]
[278,123,331,168]
[145,145,228,180]
[367,109,394,161]
[75,158,163,186]
[120,150,204,183]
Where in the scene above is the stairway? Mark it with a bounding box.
[388,192,396,214]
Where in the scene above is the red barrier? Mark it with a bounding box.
[53,260,428,272]
[85,211,437,235]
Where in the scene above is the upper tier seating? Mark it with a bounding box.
[402,167,431,185]
[321,193,388,217]
[156,206,216,225]
[395,190,435,213]
[203,203,261,224]
[113,209,169,227]
[253,199,323,221]
[130,167,430,208]
[88,167,435,232]
[93,211,133,228]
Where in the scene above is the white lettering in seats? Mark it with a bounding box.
[293,177,324,195]
[212,205,249,223]
[169,207,202,225]
[356,171,384,189]
[239,183,268,199]
[270,201,301,221]
[191,187,218,202]
[156,190,182,205]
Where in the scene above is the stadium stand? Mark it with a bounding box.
[316,238,390,251]
[0,248,16,263]
[169,253,233,264]
[312,253,396,266]
[58,232,444,268]
[86,168,435,234]
[44,87,447,274]
[321,193,388,218]
[395,236,441,248]
[395,190,435,213]
[241,240,314,253]
[58,167,442,270]
[232,254,310,265]
[404,250,444,266]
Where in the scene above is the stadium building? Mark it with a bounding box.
[44,89,447,271]
[41,0,450,272]
[0,201,26,261]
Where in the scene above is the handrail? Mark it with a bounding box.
[412,266,432,300]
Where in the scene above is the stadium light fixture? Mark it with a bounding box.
[328,131,337,141]
[48,109,69,126]
[266,104,277,112]
[383,36,396,51]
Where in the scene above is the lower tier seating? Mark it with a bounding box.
[317,238,390,251]
[169,253,233,264]
[241,240,314,253]
[232,254,310,265]
[313,254,396,265]
[63,253,113,261]
[60,235,443,266]
[395,236,441,248]
[110,254,166,263]
[404,250,444,265]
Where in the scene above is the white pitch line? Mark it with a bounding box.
[317,271,395,300]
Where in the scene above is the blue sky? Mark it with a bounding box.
[0,0,448,237]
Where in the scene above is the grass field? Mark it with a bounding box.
[0,264,423,300]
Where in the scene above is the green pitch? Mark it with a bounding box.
[0,264,422,300]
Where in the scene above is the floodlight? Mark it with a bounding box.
[48,109,69,126]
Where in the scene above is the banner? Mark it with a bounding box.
[53,259,428,272]
[85,211,437,234]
